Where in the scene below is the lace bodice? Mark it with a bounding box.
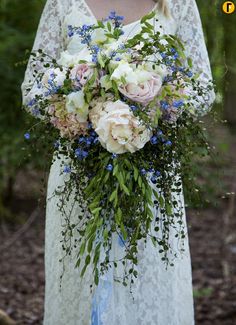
[22,0,215,115]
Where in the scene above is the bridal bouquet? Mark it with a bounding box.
[24,11,214,286]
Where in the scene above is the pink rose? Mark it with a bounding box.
[119,74,162,106]
[70,64,95,88]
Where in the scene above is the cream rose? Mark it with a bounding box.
[90,100,152,154]
[118,74,163,106]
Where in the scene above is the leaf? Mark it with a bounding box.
[80,265,87,277]
[87,234,95,253]
[133,166,139,181]
[140,11,156,24]
[85,254,91,266]
[166,203,173,216]
[138,176,142,188]
[115,208,122,225]
[94,268,99,286]
[121,183,130,196]
[159,196,165,208]
[120,223,128,241]
[91,207,102,215]
[103,228,109,241]
[113,164,119,176]
[75,258,81,268]
[79,241,86,256]
[109,188,118,202]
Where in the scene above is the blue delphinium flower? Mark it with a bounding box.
[75,24,93,45]
[93,137,99,145]
[150,135,158,145]
[108,10,124,28]
[160,100,170,110]
[186,71,193,78]
[148,168,155,173]
[173,100,184,108]
[155,170,161,177]
[106,164,113,172]
[63,166,71,173]
[130,105,138,112]
[24,133,30,140]
[68,25,74,37]
[163,75,173,83]
[78,136,86,144]
[91,45,100,53]
[112,153,118,159]
[165,140,172,146]
[31,107,40,117]
[27,98,37,107]
[160,52,167,59]
[140,168,147,175]
[75,148,89,160]
[92,54,98,63]
[54,140,60,149]
[151,175,158,184]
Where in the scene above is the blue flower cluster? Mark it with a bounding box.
[45,72,62,95]
[63,166,71,174]
[107,11,124,28]
[150,129,172,147]
[68,24,94,46]
[75,148,89,160]
[74,130,99,160]
[172,100,184,108]
[160,100,170,110]
[91,45,100,63]
[140,166,161,184]
[24,133,30,140]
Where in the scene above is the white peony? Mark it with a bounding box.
[90,100,152,154]
[66,91,89,122]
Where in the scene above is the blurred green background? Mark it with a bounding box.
[0,0,235,219]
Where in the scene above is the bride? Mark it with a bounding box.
[22,0,215,324]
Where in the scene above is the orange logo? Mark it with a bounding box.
[222,1,235,14]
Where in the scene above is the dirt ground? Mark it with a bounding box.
[0,124,236,325]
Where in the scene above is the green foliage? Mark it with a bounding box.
[0,0,46,212]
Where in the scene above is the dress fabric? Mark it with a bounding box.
[21,0,215,324]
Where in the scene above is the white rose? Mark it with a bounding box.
[143,55,168,79]
[100,75,113,90]
[66,91,89,122]
[58,48,92,67]
[90,100,152,154]
[110,61,134,81]
[91,28,108,45]
[67,35,84,55]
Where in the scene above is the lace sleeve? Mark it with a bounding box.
[175,0,215,115]
[21,0,64,112]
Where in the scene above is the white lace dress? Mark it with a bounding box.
[21,0,215,324]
